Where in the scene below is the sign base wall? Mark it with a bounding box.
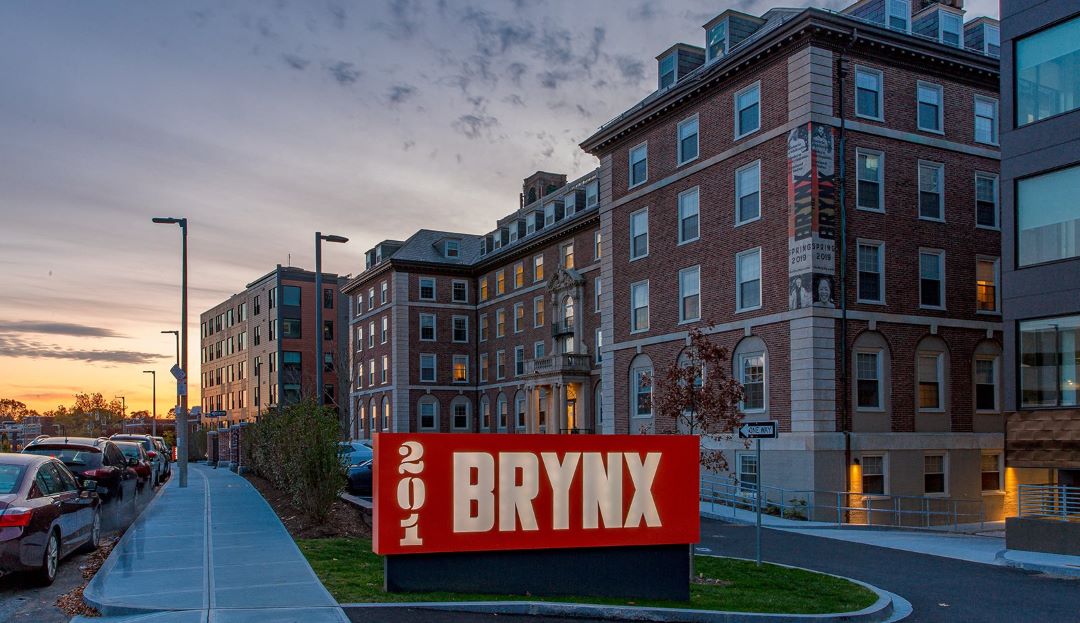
[384,544,690,601]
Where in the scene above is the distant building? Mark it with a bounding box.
[199,266,349,426]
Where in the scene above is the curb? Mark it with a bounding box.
[995,550,1080,579]
[342,557,898,623]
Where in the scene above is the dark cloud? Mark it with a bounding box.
[539,26,573,66]
[506,62,528,87]
[402,140,416,151]
[615,55,646,84]
[0,335,165,365]
[326,61,361,85]
[381,0,423,39]
[282,53,310,70]
[0,321,125,338]
[538,70,570,90]
[627,2,663,21]
[452,113,499,140]
[387,83,418,105]
[328,4,347,29]
[460,7,535,56]
[502,94,525,107]
[582,27,605,71]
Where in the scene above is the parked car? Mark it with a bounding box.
[111,435,167,486]
[152,437,172,478]
[0,453,101,585]
[113,442,152,493]
[22,437,137,504]
[338,442,373,496]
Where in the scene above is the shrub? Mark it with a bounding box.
[245,399,344,522]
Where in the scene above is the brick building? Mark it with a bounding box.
[199,266,349,426]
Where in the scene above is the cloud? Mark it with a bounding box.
[0,321,125,338]
[538,70,570,89]
[282,53,310,70]
[380,0,423,39]
[327,4,347,29]
[627,2,664,21]
[505,62,528,87]
[615,55,646,84]
[502,93,525,107]
[325,61,361,85]
[0,335,166,365]
[460,7,535,56]
[402,140,415,151]
[387,83,418,106]
[452,113,498,140]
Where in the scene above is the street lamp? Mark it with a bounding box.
[315,232,348,406]
[143,370,156,436]
[161,330,179,439]
[153,216,189,488]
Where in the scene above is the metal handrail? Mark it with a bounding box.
[1018,484,1080,521]
[700,474,986,531]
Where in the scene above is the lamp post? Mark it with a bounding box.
[153,217,189,487]
[161,330,179,440]
[143,370,156,436]
[315,232,348,406]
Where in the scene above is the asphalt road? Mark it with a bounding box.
[0,477,159,623]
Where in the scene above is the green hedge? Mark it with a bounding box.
[244,399,344,521]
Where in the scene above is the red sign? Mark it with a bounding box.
[373,433,700,556]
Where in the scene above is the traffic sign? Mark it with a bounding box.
[210,410,227,418]
[170,364,186,382]
[177,380,187,397]
[738,421,778,439]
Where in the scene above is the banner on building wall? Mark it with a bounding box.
[372,433,700,556]
[788,122,838,310]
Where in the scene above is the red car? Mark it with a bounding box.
[113,442,151,493]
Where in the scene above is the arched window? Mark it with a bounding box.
[852,331,892,414]
[480,395,491,431]
[915,336,950,413]
[450,396,472,430]
[628,354,653,422]
[564,295,575,324]
[418,396,439,431]
[973,340,1002,413]
[514,390,526,430]
[496,393,508,430]
[381,396,391,431]
[733,336,768,414]
[357,400,365,439]
[369,399,377,434]
[594,381,603,426]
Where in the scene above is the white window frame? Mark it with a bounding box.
[534,340,545,360]
[974,96,999,146]
[419,277,436,301]
[381,355,389,384]
[381,316,389,344]
[678,187,700,244]
[628,142,648,189]
[854,349,884,411]
[533,254,544,282]
[632,367,652,418]
[496,308,505,338]
[514,261,524,289]
[452,315,469,343]
[629,207,649,260]
[367,321,375,348]
[419,313,437,341]
[923,452,949,497]
[974,356,1000,413]
[735,160,761,226]
[887,0,910,32]
[367,287,375,310]
[854,66,884,121]
[630,280,650,334]
[856,149,885,213]
[737,453,759,494]
[735,247,762,313]
[418,398,438,430]
[513,302,524,334]
[495,350,506,380]
[938,11,963,47]
[918,249,946,310]
[479,313,488,342]
[737,351,767,413]
[860,453,890,496]
[594,230,602,260]
[981,452,1004,492]
[975,255,1000,315]
[451,399,470,430]
[419,353,436,383]
[368,358,376,386]
[734,82,761,139]
[856,240,885,305]
[514,346,525,377]
[594,277,602,313]
[918,161,945,222]
[380,281,388,304]
[595,328,603,363]
[479,353,489,383]
[975,172,999,230]
[452,354,469,384]
[677,114,699,166]
[917,351,945,412]
[679,265,701,324]
[533,295,545,328]
[586,180,599,208]
[451,279,468,303]
[916,82,944,134]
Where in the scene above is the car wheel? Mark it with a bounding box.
[79,509,101,553]
[33,531,60,586]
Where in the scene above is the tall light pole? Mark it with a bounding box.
[143,370,156,436]
[153,217,189,487]
[315,232,348,406]
[161,330,179,438]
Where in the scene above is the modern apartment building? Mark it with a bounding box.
[1000,0,1080,546]
[199,266,349,426]
[347,0,1008,518]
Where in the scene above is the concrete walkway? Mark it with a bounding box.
[77,463,347,623]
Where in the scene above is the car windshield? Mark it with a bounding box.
[115,437,153,452]
[117,444,141,459]
[23,447,101,467]
[0,464,25,494]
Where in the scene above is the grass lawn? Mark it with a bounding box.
[297,538,878,615]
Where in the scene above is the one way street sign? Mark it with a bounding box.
[738,421,778,439]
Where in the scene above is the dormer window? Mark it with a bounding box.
[445,239,460,258]
[658,54,676,89]
[984,25,1000,57]
[707,20,727,61]
[544,203,556,226]
[564,193,576,217]
[586,181,598,208]
[940,11,963,47]
[509,227,518,243]
[887,0,910,33]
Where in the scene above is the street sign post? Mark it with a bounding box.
[738,420,778,566]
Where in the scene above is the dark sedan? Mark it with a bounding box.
[0,454,101,585]
[339,442,373,496]
[22,437,137,504]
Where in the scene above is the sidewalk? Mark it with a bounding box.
[78,463,348,623]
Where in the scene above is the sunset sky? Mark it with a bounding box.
[0,0,998,415]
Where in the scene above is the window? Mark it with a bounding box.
[595,328,603,363]
[738,454,758,493]
[544,203,556,226]
[513,303,524,333]
[355,326,363,351]
[918,162,944,220]
[452,280,467,303]
[1020,314,1080,408]
[919,250,944,309]
[677,116,699,165]
[856,351,883,409]
[368,287,375,310]
[861,455,886,495]
[564,192,577,216]
[282,318,301,339]
[939,11,962,47]
[496,270,505,295]
[419,278,435,301]
[479,314,488,342]
[534,341,546,359]
[658,53,675,89]
[368,358,375,386]
[857,241,884,304]
[918,352,944,410]
[735,161,761,224]
[736,248,762,312]
[594,230,603,259]
[496,308,505,337]
[974,97,998,145]
[735,83,761,138]
[630,208,648,259]
[562,242,574,269]
[368,321,375,348]
[630,281,649,332]
[739,352,765,412]
[533,255,544,282]
[586,180,598,208]
[633,368,652,417]
[498,394,508,429]
[857,150,884,211]
[269,288,276,309]
[419,313,436,341]
[629,143,648,187]
[480,278,489,301]
[1018,165,1080,266]
[514,262,524,288]
[981,454,1002,491]
[975,357,998,412]
[707,19,727,61]
[975,173,998,229]
[282,285,301,306]
[514,346,525,376]
[534,296,545,327]
[679,266,701,323]
[480,397,491,430]
[855,67,883,120]
[452,315,468,342]
[452,399,469,430]
[924,454,946,494]
[420,354,435,382]
[419,399,437,430]
[985,25,1000,56]
[255,325,262,346]
[323,288,334,309]
[445,239,460,258]
[479,353,490,383]
[382,397,390,430]
[917,83,943,133]
[887,0,909,32]
[381,281,388,304]
[594,277,601,312]
[976,258,999,313]
[323,320,334,341]
[1017,16,1080,125]
[381,355,389,383]
[453,355,469,383]
[496,350,506,379]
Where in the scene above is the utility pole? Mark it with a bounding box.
[315,232,348,406]
[153,217,189,487]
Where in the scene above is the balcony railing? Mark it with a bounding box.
[551,319,575,337]
[524,353,593,375]
[1018,484,1080,521]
